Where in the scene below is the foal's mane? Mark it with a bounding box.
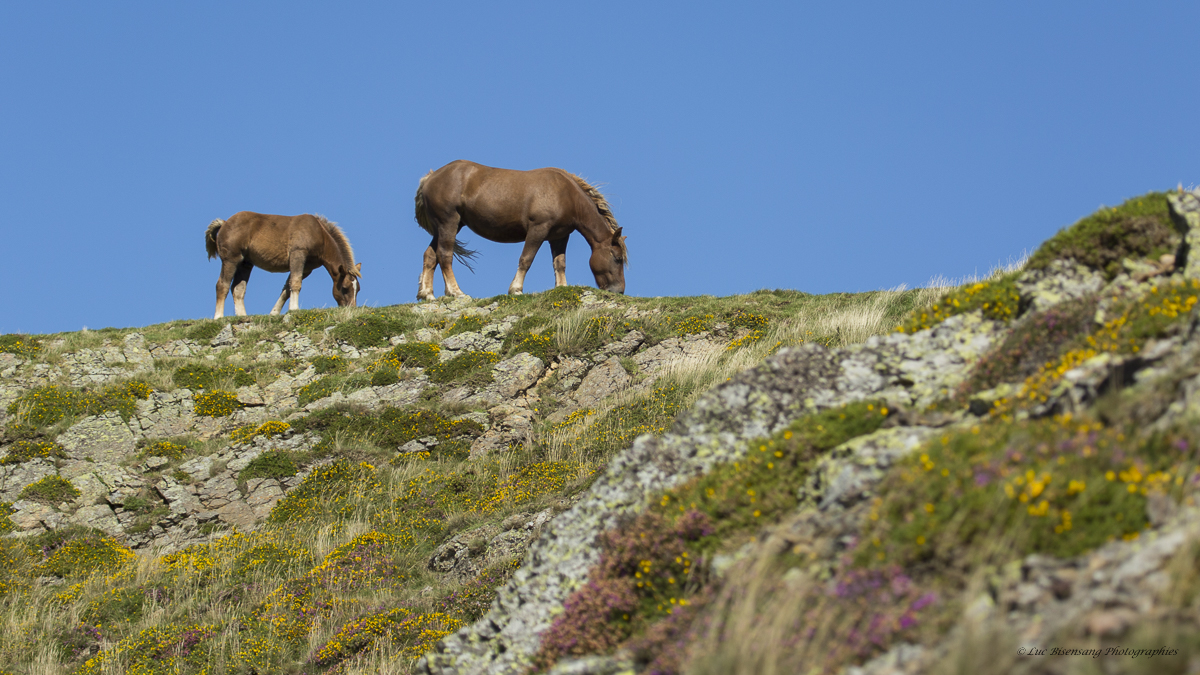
[313,215,356,268]
[566,173,628,266]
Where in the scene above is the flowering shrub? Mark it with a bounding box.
[35,534,137,578]
[534,510,713,670]
[293,406,483,457]
[0,439,64,465]
[268,460,381,524]
[445,314,486,336]
[507,330,557,363]
[0,334,40,358]
[479,461,583,513]
[229,420,290,445]
[673,314,714,336]
[311,354,348,374]
[311,607,463,666]
[193,390,242,417]
[233,542,313,579]
[139,440,188,460]
[858,413,1189,568]
[729,310,768,330]
[7,380,153,428]
[896,274,1022,334]
[76,623,217,675]
[18,475,80,505]
[376,341,441,370]
[296,376,340,407]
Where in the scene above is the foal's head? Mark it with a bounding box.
[333,263,363,307]
[590,228,627,294]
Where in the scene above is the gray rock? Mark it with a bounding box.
[58,412,137,464]
[178,456,215,482]
[1016,259,1105,313]
[599,331,645,358]
[156,477,203,516]
[469,406,536,459]
[70,504,122,536]
[1169,189,1200,279]
[9,500,58,531]
[465,353,545,408]
[0,458,57,502]
[573,357,631,409]
[210,324,237,348]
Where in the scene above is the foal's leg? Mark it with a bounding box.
[508,237,544,295]
[214,259,239,319]
[286,251,306,311]
[549,236,569,287]
[269,281,290,316]
[231,261,254,316]
[417,237,438,301]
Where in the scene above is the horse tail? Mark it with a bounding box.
[414,171,478,272]
[205,219,225,259]
[567,173,628,267]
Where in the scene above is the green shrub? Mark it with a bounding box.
[371,366,400,387]
[193,390,242,418]
[292,406,483,457]
[445,315,486,336]
[237,451,298,482]
[139,440,188,460]
[537,286,585,310]
[297,377,340,407]
[19,476,81,505]
[185,321,224,342]
[377,342,441,370]
[427,352,500,385]
[229,421,291,445]
[311,355,349,374]
[1,439,64,465]
[504,330,557,363]
[728,310,769,330]
[0,503,14,534]
[171,364,255,390]
[673,314,714,336]
[0,334,41,358]
[1027,191,1176,278]
[268,459,381,523]
[896,273,1022,334]
[82,586,157,626]
[330,312,414,348]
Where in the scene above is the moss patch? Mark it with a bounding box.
[1028,192,1176,278]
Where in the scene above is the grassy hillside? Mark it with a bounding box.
[0,284,945,674]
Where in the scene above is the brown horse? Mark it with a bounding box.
[413,160,627,300]
[205,212,362,319]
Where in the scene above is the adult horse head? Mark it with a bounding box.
[205,212,362,318]
[413,160,628,300]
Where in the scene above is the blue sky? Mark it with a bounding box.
[2,2,1197,335]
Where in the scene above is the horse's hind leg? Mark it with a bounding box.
[549,236,568,287]
[231,262,253,316]
[437,223,468,298]
[508,237,543,295]
[417,238,437,301]
[214,259,239,319]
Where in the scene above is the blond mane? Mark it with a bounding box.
[313,214,356,268]
[566,173,628,266]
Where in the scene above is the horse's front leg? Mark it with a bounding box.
[213,259,238,319]
[508,238,543,295]
[417,238,437,301]
[285,251,306,312]
[549,236,568,287]
[231,261,254,316]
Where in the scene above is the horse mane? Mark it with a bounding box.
[566,173,628,266]
[312,214,356,268]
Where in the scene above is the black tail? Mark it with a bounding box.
[205,219,224,259]
[414,174,478,272]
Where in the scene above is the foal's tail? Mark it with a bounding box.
[414,172,478,272]
[204,219,225,259]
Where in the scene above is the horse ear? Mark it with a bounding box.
[353,263,362,277]
[611,227,623,242]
